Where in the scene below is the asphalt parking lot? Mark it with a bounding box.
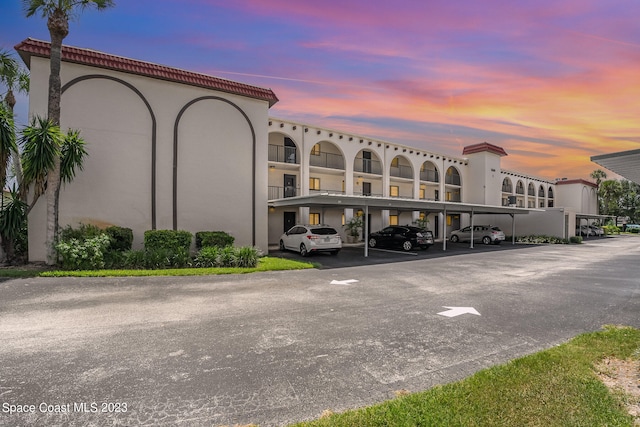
[271,239,542,268]
[1,235,637,426]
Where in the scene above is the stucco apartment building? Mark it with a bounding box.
[16,39,598,261]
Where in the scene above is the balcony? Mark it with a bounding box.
[390,165,413,179]
[309,152,344,170]
[420,169,439,182]
[269,186,299,200]
[268,144,298,164]
[445,174,461,186]
[354,158,382,175]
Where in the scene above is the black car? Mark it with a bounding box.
[368,226,434,251]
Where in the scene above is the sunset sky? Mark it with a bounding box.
[1,0,639,180]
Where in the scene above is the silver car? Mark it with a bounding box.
[279,225,342,256]
[450,225,505,245]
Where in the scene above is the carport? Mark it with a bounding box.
[575,213,614,238]
[269,194,535,256]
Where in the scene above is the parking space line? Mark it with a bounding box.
[368,248,419,256]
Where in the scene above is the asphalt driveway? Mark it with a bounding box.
[0,235,639,426]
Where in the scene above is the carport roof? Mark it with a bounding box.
[269,193,536,215]
[591,148,640,185]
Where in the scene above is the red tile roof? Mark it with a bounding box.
[462,142,508,157]
[15,38,279,107]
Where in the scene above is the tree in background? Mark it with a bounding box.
[597,179,640,225]
[589,169,607,214]
[0,49,29,188]
[23,0,115,264]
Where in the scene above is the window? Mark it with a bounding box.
[389,215,399,226]
[311,143,321,156]
[284,137,297,163]
[363,182,371,196]
[502,178,513,193]
[391,157,399,167]
[362,150,372,173]
[419,186,426,199]
[390,185,399,197]
[309,177,320,190]
[341,213,345,225]
[516,181,524,194]
[309,213,320,225]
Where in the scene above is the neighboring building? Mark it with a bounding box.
[16,39,599,261]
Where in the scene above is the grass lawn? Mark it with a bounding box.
[291,325,640,427]
[0,256,315,278]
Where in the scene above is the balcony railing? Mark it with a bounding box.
[353,191,384,197]
[354,159,382,175]
[445,174,461,185]
[420,169,439,182]
[268,144,299,164]
[309,152,345,170]
[390,165,413,179]
[268,186,299,200]
[310,188,345,195]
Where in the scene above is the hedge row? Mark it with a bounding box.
[55,226,251,270]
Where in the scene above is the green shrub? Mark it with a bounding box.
[59,223,102,241]
[516,235,569,244]
[193,246,220,268]
[122,250,146,269]
[569,236,583,244]
[144,230,192,252]
[193,246,261,268]
[105,226,133,251]
[195,231,234,249]
[143,247,191,269]
[55,234,111,270]
[602,225,620,235]
[235,246,261,268]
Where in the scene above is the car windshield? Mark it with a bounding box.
[311,227,338,235]
[491,227,502,231]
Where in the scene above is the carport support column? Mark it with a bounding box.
[442,206,447,251]
[511,213,515,245]
[364,205,369,257]
[470,208,475,249]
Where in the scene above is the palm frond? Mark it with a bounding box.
[60,128,87,184]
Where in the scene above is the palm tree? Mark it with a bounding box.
[0,49,30,189]
[0,104,17,195]
[23,0,115,264]
[590,169,607,214]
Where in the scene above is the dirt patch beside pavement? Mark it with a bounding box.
[596,357,640,424]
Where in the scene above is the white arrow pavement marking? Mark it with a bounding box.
[437,306,481,317]
[330,279,359,285]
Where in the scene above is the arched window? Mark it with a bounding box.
[502,178,513,193]
[528,183,535,196]
[515,180,525,194]
[538,185,545,197]
[548,186,554,207]
[420,161,439,182]
[445,166,461,185]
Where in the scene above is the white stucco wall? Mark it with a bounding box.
[27,56,270,261]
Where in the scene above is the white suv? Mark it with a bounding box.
[279,225,342,256]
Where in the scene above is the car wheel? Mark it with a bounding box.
[300,243,309,257]
[402,240,413,251]
[482,236,491,245]
[368,237,377,248]
[421,245,429,250]
[279,240,285,251]
[450,235,459,243]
